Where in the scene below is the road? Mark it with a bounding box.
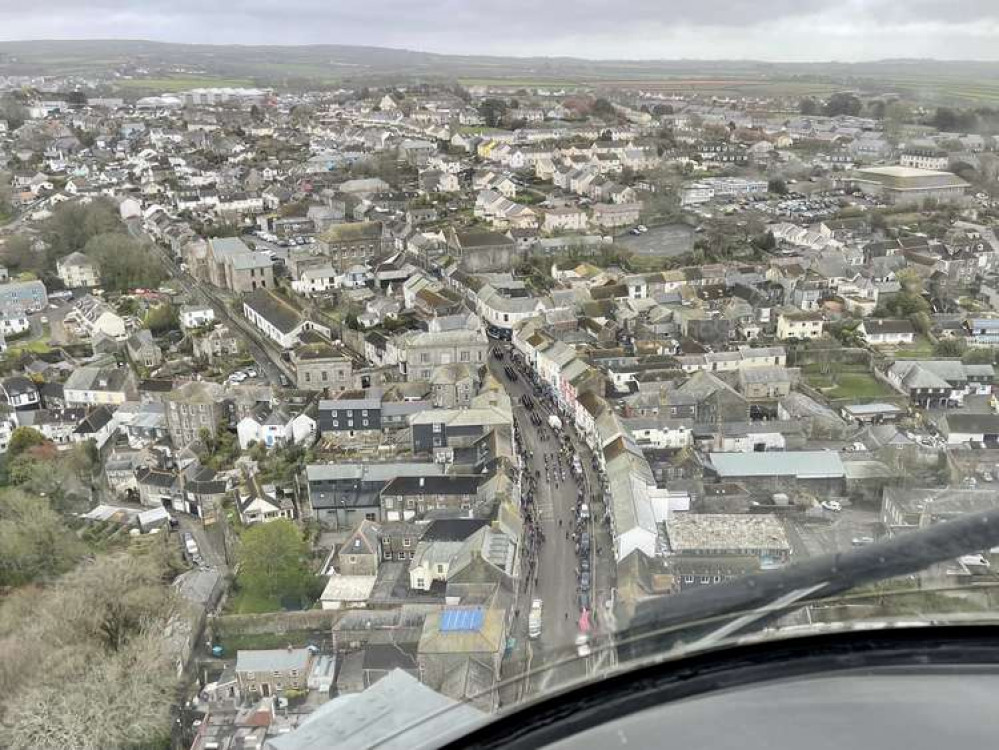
[127,219,291,387]
[490,344,616,697]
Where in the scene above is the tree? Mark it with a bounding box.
[592,98,617,121]
[753,230,777,251]
[144,303,178,335]
[0,94,28,130]
[824,93,862,117]
[236,520,314,608]
[7,427,46,458]
[768,178,788,195]
[0,548,180,749]
[83,233,164,293]
[478,98,508,128]
[40,198,120,263]
[934,338,967,358]
[0,489,85,587]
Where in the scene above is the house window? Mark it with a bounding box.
[384,549,392,560]
[433,423,442,433]
[403,537,411,548]
[331,420,338,428]
[406,499,415,510]
[362,419,369,427]
[365,513,376,521]
[416,577,425,588]
[348,555,356,564]
[683,575,694,584]
[700,576,711,584]
[384,498,394,510]
[460,351,469,362]
[436,564,444,574]
[321,371,328,381]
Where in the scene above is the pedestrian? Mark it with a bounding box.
[558,518,563,527]
[565,611,569,620]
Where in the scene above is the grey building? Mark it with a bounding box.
[431,362,481,408]
[401,328,489,381]
[318,390,431,443]
[317,221,386,272]
[318,392,383,435]
[164,380,226,448]
[235,648,314,700]
[125,329,163,369]
[410,403,512,455]
[293,339,354,391]
[305,462,444,527]
[380,475,483,522]
[201,237,274,293]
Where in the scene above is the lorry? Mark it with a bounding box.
[548,415,562,430]
[528,598,543,639]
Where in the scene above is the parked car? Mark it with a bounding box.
[821,500,842,512]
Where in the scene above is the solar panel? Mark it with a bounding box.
[439,607,485,632]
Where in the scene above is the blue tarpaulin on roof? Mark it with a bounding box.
[439,607,485,632]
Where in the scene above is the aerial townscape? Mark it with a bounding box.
[4,40,999,750]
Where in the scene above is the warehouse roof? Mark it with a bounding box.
[709,451,845,479]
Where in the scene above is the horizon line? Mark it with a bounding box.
[0,38,998,66]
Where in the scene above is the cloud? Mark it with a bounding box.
[0,1,998,60]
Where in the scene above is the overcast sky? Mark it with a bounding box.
[1,1,999,61]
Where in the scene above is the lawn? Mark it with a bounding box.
[6,339,52,357]
[227,588,282,615]
[813,372,897,401]
[891,336,936,359]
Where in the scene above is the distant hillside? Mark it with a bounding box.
[2,40,999,104]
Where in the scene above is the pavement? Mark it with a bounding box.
[489,344,618,701]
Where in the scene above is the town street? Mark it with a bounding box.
[489,344,607,696]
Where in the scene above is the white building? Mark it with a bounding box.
[776,312,824,340]
[179,305,215,330]
[56,252,100,288]
[242,289,330,349]
[543,207,588,233]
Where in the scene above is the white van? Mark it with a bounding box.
[528,598,543,639]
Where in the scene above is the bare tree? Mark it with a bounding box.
[0,547,183,749]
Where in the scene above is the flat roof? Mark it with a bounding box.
[666,514,791,553]
[710,451,845,479]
